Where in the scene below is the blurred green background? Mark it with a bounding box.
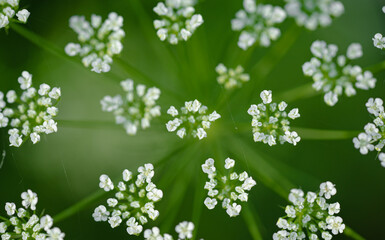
[1,0,385,239]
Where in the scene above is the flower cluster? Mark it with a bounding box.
[303,40,376,106]
[153,0,204,44]
[231,0,286,50]
[215,63,250,90]
[0,189,65,240]
[166,100,221,140]
[144,221,195,240]
[93,164,163,236]
[65,12,124,73]
[372,7,385,50]
[100,79,161,135]
[353,98,385,167]
[0,0,30,30]
[273,181,345,240]
[284,0,344,30]
[0,71,61,147]
[201,158,256,217]
[247,90,301,146]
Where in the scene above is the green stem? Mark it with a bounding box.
[365,59,385,74]
[241,205,264,240]
[293,127,360,140]
[10,23,74,63]
[344,226,366,240]
[275,83,318,103]
[53,189,107,224]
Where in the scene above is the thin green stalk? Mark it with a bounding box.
[241,205,264,240]
[275,83,318,103]
[293,127,360,140]
[344,226,366,240]
[53,189,107,224]
[250,24,302,87]
[10,23,74,63]
[365,59,385,74]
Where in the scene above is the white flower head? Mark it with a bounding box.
[249,90,301,146]
[216,63,250,89]
[101,80,161,135]
[0,1,30,30]
[166,100,220,140]
[232,0,286,49]
[304,40,375,106]
[284,0,344,30]
[65,13,125,73]
[153,0,203,44]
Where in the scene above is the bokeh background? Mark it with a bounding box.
[1,0,385,239]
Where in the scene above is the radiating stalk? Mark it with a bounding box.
[275,83,318,103]
[293,127,360,140]
[53,189,106,223]
[242,205,264,240]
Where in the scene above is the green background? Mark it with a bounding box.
[0,0,385,239]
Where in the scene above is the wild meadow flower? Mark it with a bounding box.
[100,79,161,135]
[0,189,65,240]
[353,98,385,167]
[303,40,376,106]
[93,164,163,236]
[153,0,203,44]
[144,221,196,240]
[201,157,257,217]
[273,181,345,240]
[65,12,125,73]
[248,90,301,146]
[231,0,286,50]
[166,100,221,140]
[284,0,344,30]
[0,0,30,30]
[215,63,250,90]
[372,7,385,50]
[0,71,60,147]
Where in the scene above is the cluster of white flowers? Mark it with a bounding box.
[153,0,204,44]
[372,7,385,50]
[93,164,163,236]
[284,0,344,30]
[0,0,30,29]
[248,90,301,146]
[231,0,286,50]
[215,63,250,90]
[0,189,65,240]
[273,182,345,240]
[144,221,196,240]
[0,71,61,147]
[201,158,257,217]
[353,98,385,167]
[100,79,161,135]
[65,12,124,73]
[303,40,376,106]
[166,100,221,140]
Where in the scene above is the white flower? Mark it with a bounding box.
[21,190,38,210]
[204,197,217,210]
[16,9,30,23]
[47,227,65,240]
[30,132,40,144]
[224,158,235,169]
[93,205,110,221]
[17,71,32,90]
[328,202,340,215]
[226,203,242,217]
[353,133,374,155]
[373,33,385,49]
[319,181,336,199]
[379,153,385,167]
[5,202,16,216]
[99,174,114,191]
[175,221,194,239]
[326,216,345,235]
